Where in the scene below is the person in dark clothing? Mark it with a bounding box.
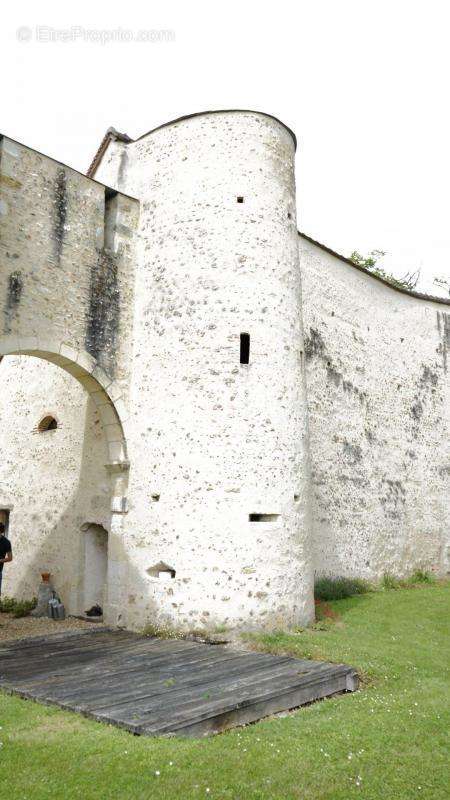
[0,522,12,597]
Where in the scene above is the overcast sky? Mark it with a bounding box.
[2,0,449,295]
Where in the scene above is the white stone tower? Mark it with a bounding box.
[93,110,314,630]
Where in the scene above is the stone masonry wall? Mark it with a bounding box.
[299,235,450,580]
[0,136,138,392]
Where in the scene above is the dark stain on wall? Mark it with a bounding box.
[411,399,424,421]
[342,440,363,464]
[342,379,367,404]
[304,326,367,403]
[420,365,439,387]
[304,327,326,359]
[436,312,450,372]
[53,168,68,264]
[410,363,440,432]
[117,149,128,190]
[326,363,342,387]
[379,478,406,520]
[85,250,120,377]
[4,271,23,333]
[365,427,376,443]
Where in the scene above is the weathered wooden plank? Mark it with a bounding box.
[0,628,125,658]
[149,671,358,737]
[12,649,262,703]
[11,651,293,711]
[0,636,201,681]
[0,636,138,674]
[136,666,357,736]
[55,654,297,711]
[0,639,230,695]
[9,643,233,694]
[91,663,347,726]
[0,627,111,651]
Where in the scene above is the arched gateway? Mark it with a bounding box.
[0,134,139,624]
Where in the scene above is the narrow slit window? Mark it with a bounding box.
[249,513,280,522]
[104,188,118,251]
[240,333,250,364]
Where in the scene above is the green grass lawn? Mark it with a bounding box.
[1,583,449,800]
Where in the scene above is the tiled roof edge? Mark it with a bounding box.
[86,127,132,178]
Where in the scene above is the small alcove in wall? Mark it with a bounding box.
[81,523,109,614]
[37,415,58,432]
[147,561,176,582]
[249,513,280,522]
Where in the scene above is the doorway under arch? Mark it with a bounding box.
[82,523,109,616]
[0,338,130,624]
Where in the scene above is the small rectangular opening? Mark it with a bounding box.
[240,332,250,364]
[249,513,280,522]
[0,510,10,536]
[237,196,244,203]
[104,188,118,252]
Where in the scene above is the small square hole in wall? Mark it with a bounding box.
[294,495,300,503]
[249,513,280,522]
[287,211,292,219]
[237,196,244,203]
[151,494,160,503]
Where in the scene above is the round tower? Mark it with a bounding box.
[96,111,314,631]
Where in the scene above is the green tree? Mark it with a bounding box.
[350,249,420,291]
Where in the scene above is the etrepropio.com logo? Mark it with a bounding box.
[16,26,175,44]
[16,26,33,42]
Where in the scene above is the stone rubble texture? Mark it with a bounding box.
[0,111,448,632]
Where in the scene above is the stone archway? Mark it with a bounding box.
[0,337,128,464]
[0,336,130,624]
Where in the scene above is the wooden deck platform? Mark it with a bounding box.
[0,628,358,737]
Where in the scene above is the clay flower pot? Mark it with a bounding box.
[41,572,51,583]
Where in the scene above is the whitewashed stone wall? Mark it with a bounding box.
[94,112,314,631]
[299,235,450,580]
